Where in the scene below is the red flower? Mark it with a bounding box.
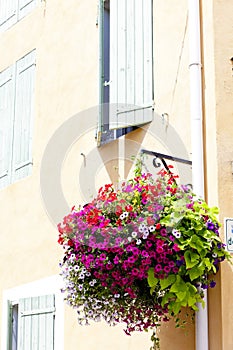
[116,205,123,216]
[125,205,133,212]
[156,223,161,230]
[147,217,155,226]
[147,205,154,212]
[58,235,64,245]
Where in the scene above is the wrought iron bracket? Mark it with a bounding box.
[140,149,192,173]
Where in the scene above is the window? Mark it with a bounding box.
[0,0,37,32]
[8,295,55,350]
[0,49,36,189]
[98,0,154,143]
[1,276,64,350]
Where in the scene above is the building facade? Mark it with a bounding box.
[0,0,232,349]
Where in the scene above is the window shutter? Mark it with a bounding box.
[12,49,36,182]
[109,0,153,129]
[0,66,15,189]
[0,0,17,31]
[18,295,55,350]
[18,0,37,20]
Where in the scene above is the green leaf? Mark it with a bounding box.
[171,301,182,315]
[170,275,187,293]
[184,250,199,269]
[188,295,197,307]
[150,285,157,295]
[187,282,197,294]
[188,266,203,281]
[176,290,187,301]
[203,257,212,270]
[161,292,175,307]
[147,267,158,287]
[189,235,205,253]
[210,206,219,215]
[160,274,176,290]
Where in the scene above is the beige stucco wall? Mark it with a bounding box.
[0,0,232,349]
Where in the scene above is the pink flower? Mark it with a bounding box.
[164,266,171,274]
[155,264,162,272]
[173,244,180,252]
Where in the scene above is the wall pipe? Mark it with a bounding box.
[188,1,208,350]
[97,0,104,146]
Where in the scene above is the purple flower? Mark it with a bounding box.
[209,280,216,288]
[202,283,208,289]
[176,259,184,267]
[207,221,215,231]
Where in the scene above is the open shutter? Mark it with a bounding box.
[109,0,153,129]
[18,295,55,350]
[0,0,17,31]
[12,49,36,182]
[18,0,37,20]
[0,66,15,189]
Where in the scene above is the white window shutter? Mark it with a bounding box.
[18,0,37,20]
[12,49,36,182]
[18,295,55,350]
[109,0,153,129]
[0,66,15,189]
[0,0,17,31]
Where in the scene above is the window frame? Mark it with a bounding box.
[97,0,154,145]
[0,49,36,189]
[1,275,64,350]
[0,0,38,32]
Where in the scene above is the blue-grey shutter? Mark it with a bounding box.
[18,0,37,20]
[18,295,55,350]
[0,66,15,189]
[0,0,17,31]
[109,0,153,129]
[12,49,36,182]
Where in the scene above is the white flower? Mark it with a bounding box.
[114,294,120,298]
[136,239,142,245]
[89,279,97,286]
[86,272,91,277]
[139,223,147,233]
[128,236,132,242]
[78,284,83,291]
[212,252,217,258]
[149,225,155,232]
[120,211,129,220]
[74,265,79,272]
[172,229,181,238]
[131,231,137,238]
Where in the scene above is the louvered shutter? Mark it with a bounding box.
[18,295,55,350]
[18,0,37,20]
[0,66,15,189]
[12,49,36,182]
[0,0,17,31]
[109,0,153,129]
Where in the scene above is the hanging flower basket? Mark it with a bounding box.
[58,163,230,349]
